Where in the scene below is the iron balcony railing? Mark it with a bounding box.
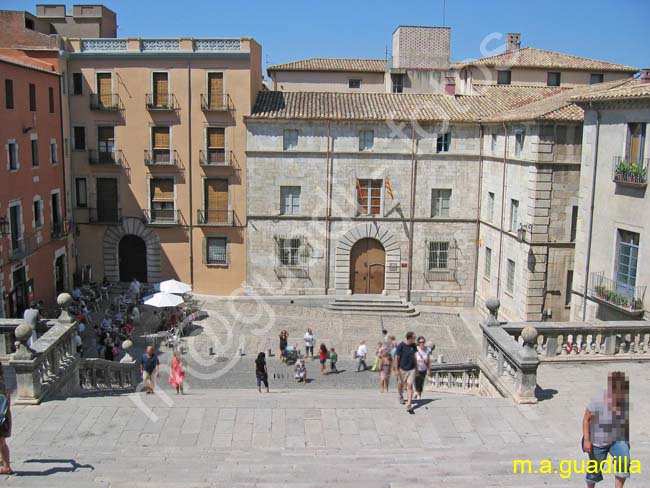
[200,93,234,112]
[50,220,70,239]
[88,207,122,224]
[145,93,178,111]
[197,209,234,226]
[144,209,180,225]
[89,93,122,111]
[144,149,179,167]
[9,232,39,261]
[199,149,237,167]
[589,271,646,314]
[612,156,648,187]
[88,149,122,166]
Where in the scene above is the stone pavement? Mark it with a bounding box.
[3,361,650,487]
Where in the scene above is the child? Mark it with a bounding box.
[329,347,338,373]
[295,359,307,384]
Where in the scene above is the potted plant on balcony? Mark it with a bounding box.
[631,298,643,311]
[594,285,607,298]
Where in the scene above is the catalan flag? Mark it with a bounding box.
[356,178,363,200]
[385,176,394,200]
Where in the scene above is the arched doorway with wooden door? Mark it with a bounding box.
[350,238,385,294]
[119,235,147,283]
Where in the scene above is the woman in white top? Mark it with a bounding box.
[414,336,430,400]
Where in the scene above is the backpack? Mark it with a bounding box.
[0,393,9,426]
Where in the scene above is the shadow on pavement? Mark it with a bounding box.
[15,458,94,476]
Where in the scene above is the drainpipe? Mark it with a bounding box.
[582,105,600,321]
[406,124,417,302]
[57,72,71,289]
[187,63,194,287]
[324,121,332,295]
[472,123,484,306]
[496,122,508,299]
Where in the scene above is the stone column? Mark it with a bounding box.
[514,326,540,404]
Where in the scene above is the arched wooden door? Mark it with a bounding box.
[350,238,385,294]
[119,235,147,283]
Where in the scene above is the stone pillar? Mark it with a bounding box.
[515,326,540,404]
[9,318,42,404]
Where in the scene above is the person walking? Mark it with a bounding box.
[319,343,328,375]
[279,330,288,363]
[0,361,13,475]
[414,336,430,401]
[379,349,392,393]
[304,328,315,359]
[356,340,368,372]
[140,345,160,394]
[255,352,269,393]
[295,359,307,384]
[394,331,417,413]
[168,350,185,395]
[582,371,631,488]
[329,347,338,373]
[371,342,384,372]
[129,277,142,301]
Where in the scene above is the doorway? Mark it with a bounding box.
[55,255,66,295]
[350,238,385,294]
[119,235,147,282]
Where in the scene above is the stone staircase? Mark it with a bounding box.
[326,294,419,317]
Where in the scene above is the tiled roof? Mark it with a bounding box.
[456,47,637,73]
[267,58,386,73]
[0,49,57,74]
[570,79,650,103]
[248,86,567,123]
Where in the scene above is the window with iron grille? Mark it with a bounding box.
[278,238,301,266]
[206,237,227,265]
[357,179,382,215]
[359,130,374,151]
[425,239,457,281]
[436,132,451,153]
[506,259,515,294]
[283,129,298,150]
[431,189,451,217]
[274,236,309,278]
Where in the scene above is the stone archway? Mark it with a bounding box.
[103,217,161,283]
[334,223,401,295]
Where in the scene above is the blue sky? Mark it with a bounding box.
[6,0,650,72]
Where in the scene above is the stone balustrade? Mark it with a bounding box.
[427,363,481,394]
[503,322,650,361]
[78,358,138,394]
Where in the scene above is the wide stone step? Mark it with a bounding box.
[327,297,419,317]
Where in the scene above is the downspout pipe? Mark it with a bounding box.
[496,122,508,299]
[324,120,332,295]
[582,105,600,321]
[187,63,194,287]
[472,123,484,306]
[406,124,416,303]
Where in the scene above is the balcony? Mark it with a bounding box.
[88,207,122,224]
[589,271,646,316]
[89,93,122,111]
[144,209,180,226]
[144,149,181,168]
[200,93,233,112]
[145,93,178,111]
[50,220,71,239]
[199,149,237,168]
[88,149,122,166]
[612,156,648,188]
[197,209,235,226]
[9,233,39,261]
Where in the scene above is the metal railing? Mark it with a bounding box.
[144,208,180,225]
[199,149,236,167]
[197,209,234,226]
[88,149,122,165]
[144,149,179,167]
[612,156,648,186]
[89,93,122,111]
[50,220,70,239]
[145,93,178,111]
[589,271,646,314]
[9,232,39,261]
[200,93,234,111]
[88,206,122,224]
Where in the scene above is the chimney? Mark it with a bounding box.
[641,68,650,83]
[444,76,456,96]
[506,33,521,52]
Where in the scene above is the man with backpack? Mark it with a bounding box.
[394,331,417,414]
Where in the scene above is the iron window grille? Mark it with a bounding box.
[425,239,457,281]
[274,235,310,278]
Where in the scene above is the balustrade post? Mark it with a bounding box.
[604,334,617,355]
[514,326,540,404]
[545,335,558,358]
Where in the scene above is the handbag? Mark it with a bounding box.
[0,393,8,426]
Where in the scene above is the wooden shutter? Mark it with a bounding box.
[207,127,225,148]
[205,179,228,210]
[208,73,223,108]
[97,73,112,105]
[151,178,174,202]
[152,127,170,149]
[153,72,168,106]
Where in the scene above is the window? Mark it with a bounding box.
[280,186,301,215]
[48,87,54,113]
[152,72,169,108]
[206,237,227,265]
[73,126,86,150]
[570,206,578,242]
[72,73,83,95]
[431,189,451,217]
[490,132,497,153]
[547,72,561,87]
[5,79,14,109]
[357,178,382,215]
[590,73,604,85]
[565,270,573,306]
[207,72,224,109]
[98,126,116,163]
[96,72,113,107]
[25,17,34,29]
[283,129,298,150]
[428,241,449,270]
[487,192,495,221]
[150,178,175,222]
[203,179,229,224]
[278,238,301,266]
[484,247,492,279]
[436,132,451,153]
[206,127,225,164]
[391,73,404,93]
[510,199,519,231]
[50,140,58,164]
[8,203,22,253]
[348,79,361,89]
[7,141,18,170]
[29,83,36,111]
[497,70,511,85]
[33,199,43,228]
[75,178,87,207]
[359,130,374,151]
[31,138,39,167]
[616,230,639,299]
[627,123,646,165]
[506,259,515,294]
[515,130,525,158]
[151,126,171,163]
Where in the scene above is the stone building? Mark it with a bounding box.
[570,75,650,321]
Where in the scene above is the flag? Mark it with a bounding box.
[385,176,394,200]
[356,178,363,201]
